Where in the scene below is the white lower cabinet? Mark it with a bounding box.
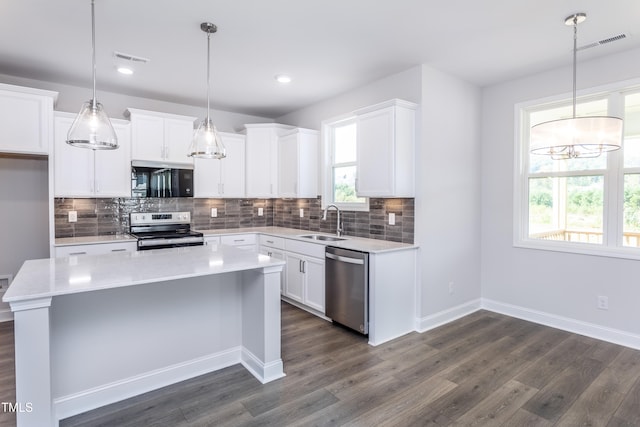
[259,247,285,293]
[259,235,286,294]
[55,241,136,258]
[282,240,325,314]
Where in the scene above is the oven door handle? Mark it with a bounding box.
[138,236,204,247]
[325,252,364,265]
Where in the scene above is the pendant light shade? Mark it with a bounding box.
[530,115,623,160]
[67,0,118,150]
[189,22,226,159]
[530,13,622,160]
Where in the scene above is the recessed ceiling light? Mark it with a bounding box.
[117,66,134,75]
[275,74,292,84]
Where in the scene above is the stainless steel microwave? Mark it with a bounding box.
[131,163,193,198]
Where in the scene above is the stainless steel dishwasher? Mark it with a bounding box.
[325,246,369,335]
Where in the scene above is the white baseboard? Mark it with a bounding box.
[54,347,242,422]
[241,348,285,384]
[482,298,640,351]
[416,298,482,333]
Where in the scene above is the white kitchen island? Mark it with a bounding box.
[2,244,285,427]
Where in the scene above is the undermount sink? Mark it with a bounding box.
[299,234,347,242]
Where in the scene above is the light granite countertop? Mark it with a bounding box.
[53,226,418,254]
[198,226,418,254]
[3,244,284,303]
[55,234,137,246]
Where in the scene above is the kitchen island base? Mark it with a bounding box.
[6,248,284,427]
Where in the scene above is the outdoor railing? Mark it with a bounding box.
[530,229,640,247]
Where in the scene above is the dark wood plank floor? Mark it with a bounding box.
[2,303,640,426]
[0,320,16,427]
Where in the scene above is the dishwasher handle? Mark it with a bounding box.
[326,252,364,265]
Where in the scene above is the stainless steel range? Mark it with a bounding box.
[129,211,204,250]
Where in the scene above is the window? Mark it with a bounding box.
[323,117,368,210]
[516,84,640,259]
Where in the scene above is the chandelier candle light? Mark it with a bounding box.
[530,13,623,160]
[66,0,118,150]
[188,22,226,159]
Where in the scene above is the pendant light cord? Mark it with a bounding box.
[206,29,211,123]
[91,0,97,108]
[572,15,577,119]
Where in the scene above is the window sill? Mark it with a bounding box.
[513,238,640,261]
[323,202,370,212]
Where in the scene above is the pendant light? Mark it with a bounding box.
[188,22,226,159]
[530,13,623,160]
[66,0,118,150]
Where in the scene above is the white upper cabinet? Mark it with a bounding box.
[278,128,318,198]
[54,113,132,197]
[0,83,57,155]
[126,108,195,166]
[355,99,417,197]
[194,132,245,198]
[243,123,294,198]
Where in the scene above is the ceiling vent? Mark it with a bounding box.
[113,51,150,64]
[578,33,627,51]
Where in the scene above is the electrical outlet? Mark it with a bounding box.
[210,208,217,218]
[258,207,264,216]
[68,211,77,223]
[597,295,609,310]
[388,213,396,225]
[299,208,304,218]
[448,281,454,294]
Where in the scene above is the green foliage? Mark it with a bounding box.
[335,183,359,202]
[624,182,640,230]
[530,191,552,207]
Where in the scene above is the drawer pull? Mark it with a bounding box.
[233,239,245,243]
[69,252,87,256]
[111,248,127,252]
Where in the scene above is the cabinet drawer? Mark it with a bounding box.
[221,234,257,246]
[259,235,285,249]
[204,235,221,245]
[284,239,325,258]
[55,241,136,257]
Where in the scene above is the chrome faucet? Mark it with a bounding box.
[323,204,343,236]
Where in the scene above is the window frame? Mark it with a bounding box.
[321,114,369,212]
[514,79,640,260]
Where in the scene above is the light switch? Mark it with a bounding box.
[299,208,304,218]
[258,207,264,216]
[68,211,78,223]
[388,213,396,225]
[211,208,218,218]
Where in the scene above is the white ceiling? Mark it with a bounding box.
[1,0,639,118]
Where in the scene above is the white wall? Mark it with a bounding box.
[0,73,272,133]
[0,156,49,278]
[481,47,640,345]
[417,65,482,327]
[276,66,422,128]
